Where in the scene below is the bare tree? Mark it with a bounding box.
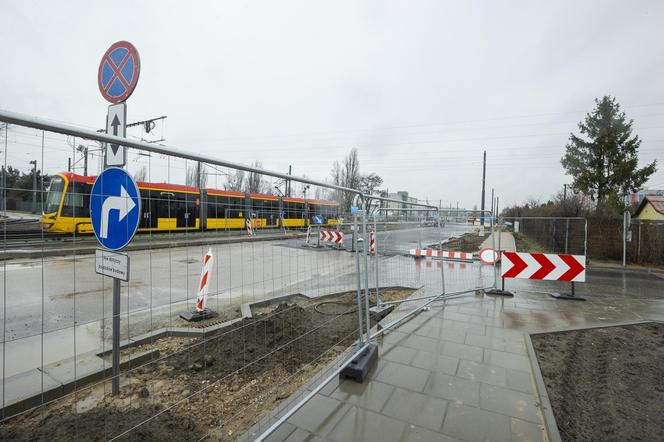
[224,169,245,191]
[329,148,362,211]
[330,160,343,205]
[133,165,147,182]
[343,148,361,210]
[359,172,384,213]
[244,161,266,194]
[359,173,383,195]
[185,163,208,188]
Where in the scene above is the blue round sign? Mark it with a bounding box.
[90,167,141,250]
[313,215,325,225]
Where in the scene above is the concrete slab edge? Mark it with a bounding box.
[1,349,159,420]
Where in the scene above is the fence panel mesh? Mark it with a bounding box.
[0,123,382,440]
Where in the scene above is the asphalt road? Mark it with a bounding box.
[3,223,662,377]
[0,225,471,375]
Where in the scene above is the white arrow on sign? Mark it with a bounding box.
[100,185,136,239]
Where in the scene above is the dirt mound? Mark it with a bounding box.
[0,401,202,441]
[0,288,416,441]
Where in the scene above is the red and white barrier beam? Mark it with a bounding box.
[409,249,474,261]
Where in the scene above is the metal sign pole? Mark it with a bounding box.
[491,213,497,288]
[374,213,380,305]
[353,213,365,344]
[438,216,446,296]
[97,41,140,396]
[112,278,121,394]
[361,210,371,343]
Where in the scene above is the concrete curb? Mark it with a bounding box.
[2,232,307,260]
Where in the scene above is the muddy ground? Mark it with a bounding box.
[0,288,414,441]
[531,322,664,442]
[437,232,484,251]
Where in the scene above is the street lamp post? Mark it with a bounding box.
[77,145,89,176]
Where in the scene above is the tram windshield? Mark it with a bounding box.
[44,175,64,214]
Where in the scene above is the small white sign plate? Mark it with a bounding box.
[105,102,127,167]
[95,249,130,281]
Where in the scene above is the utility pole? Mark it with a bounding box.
[1,165,5,214]
[68,157,71,172]
[480,150,486,225]
[29,159,37,214]
[287,165,292,197]
[77,145,89,176]
[491,188,495,220]
[563,183,567,215]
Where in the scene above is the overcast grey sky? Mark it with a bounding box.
[1,0,663,208]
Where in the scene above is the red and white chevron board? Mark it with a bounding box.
[196,248,214,312]
[501,251,585,282]
[369,231,376,254]
[409,249,474,261]
[319,230,344,244]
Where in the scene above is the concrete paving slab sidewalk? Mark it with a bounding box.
[480,230,516,252]
[248,281,664,441]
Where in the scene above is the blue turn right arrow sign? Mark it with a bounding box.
[90,167,141,250]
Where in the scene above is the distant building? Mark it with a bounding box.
[383,191,419,216]
[633,196,664,221]
[625,189,664,207]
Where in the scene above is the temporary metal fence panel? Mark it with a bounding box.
[0,121,379,440]
[0,116,445,440]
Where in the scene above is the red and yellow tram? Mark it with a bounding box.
[42,172,340,234]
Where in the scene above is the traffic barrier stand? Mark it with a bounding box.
[409,249,473,261]
[486,251,586,300]
[180,248,218,321]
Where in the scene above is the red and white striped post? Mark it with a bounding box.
[196,248,214,311]
[369,231,376,254]
[180,248,218,321]
[246,218,254,237]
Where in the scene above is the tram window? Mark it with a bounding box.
[228,196,243,217]
[155,192,179,218]
[60,182,91,217]
[290,202,303,218]
[207,195,219,218]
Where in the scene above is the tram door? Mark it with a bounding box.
[176,194,198,228]
[139,191,158,229]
